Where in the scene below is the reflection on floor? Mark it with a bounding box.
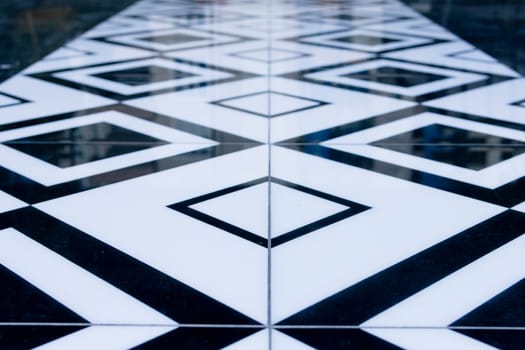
[0,0,524,349]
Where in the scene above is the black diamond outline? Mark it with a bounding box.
[136,32,209,45]
[280,58,511,103]
[340,65,449,88]
[101,28,238,52]
[92,65,197,87]
[210,90,329,118]
[229,48,311,63]
[168,177,370,248]
[0,92,29,109]
[31,57,257,101]
[330,33,402,46]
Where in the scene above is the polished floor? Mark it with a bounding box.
[1,0,525,349]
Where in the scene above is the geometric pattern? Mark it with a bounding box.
[168,176,370,247]
[0,0,524,348]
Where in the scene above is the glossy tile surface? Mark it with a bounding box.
[0,0,524,349]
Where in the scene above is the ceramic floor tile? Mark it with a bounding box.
[1,0,524,348]
[270,146,524,327]
[0,206,261,326]
[30,146,270,325]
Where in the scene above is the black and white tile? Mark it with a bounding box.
[0,0,524,348]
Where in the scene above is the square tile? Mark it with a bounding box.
[36,147,270,323]
[270,146,506,325]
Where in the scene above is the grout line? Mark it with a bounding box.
[273,325,525,330]
[267,0,274,348]
[1,323,524,331]
[276,142,525,146]
[0,323,265,328]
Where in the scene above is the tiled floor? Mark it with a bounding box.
[0,0,524,349]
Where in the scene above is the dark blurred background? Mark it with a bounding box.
[0,0,523,83]
[0,0,135,82]
[404,0,525,76]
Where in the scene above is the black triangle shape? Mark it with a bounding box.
[0,326,85,350]
[456,329,525,350]
[132,327,262,349]
[0,265,86,323]
[278,328,402,349]
[451,278,525,327]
